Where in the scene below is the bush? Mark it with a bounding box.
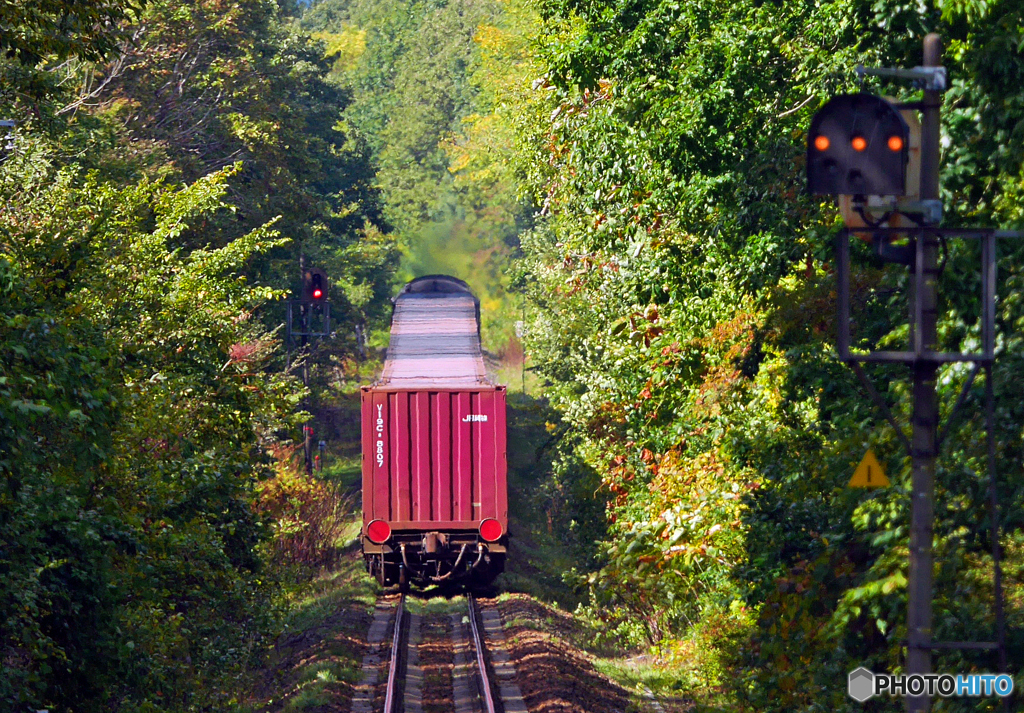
[256,447,354,571]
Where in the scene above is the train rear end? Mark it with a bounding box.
[361,386,507,587]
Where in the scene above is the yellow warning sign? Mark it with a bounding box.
[849,450,889,488]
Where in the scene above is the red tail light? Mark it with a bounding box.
[479,518,502,542]
[367,519,391,544]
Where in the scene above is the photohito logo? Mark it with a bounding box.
[848,668,1014,701]
[848,668,874,702]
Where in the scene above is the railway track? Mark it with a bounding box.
[380,593,515,713]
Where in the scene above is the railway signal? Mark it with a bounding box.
[813,36,1019,713]
[289,265,331,476]
[807,93,909,197]
[303,267,329,304]
[287,266,331,347]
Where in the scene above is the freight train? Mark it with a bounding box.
[361,275,507,588]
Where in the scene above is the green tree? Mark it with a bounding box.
[0,0,144,111]
[1,0,399,708]
[0,139,298,712]
[50,0,399,345]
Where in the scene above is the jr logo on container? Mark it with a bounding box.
[375,404,385,467]
[462,414,488,422]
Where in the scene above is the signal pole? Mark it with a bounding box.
[292,254,331,476]
[299,253,312,475]
[813,31,1017,713]
[905,33,942,713]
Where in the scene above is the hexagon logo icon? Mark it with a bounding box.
[848,667,875,702]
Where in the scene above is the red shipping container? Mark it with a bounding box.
[360,386,508,532]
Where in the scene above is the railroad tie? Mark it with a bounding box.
[405,613,424,713]
[479,609,528,713]
[352,604,396,713]
[450,612,478,713]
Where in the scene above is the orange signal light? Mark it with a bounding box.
[851,136,867,152]
[887,135,904,152]
[813,135,830,151]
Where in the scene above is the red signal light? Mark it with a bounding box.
[851,136,867,152]
[887,135,904,152]
[813,135,830,151]
[479,518,502,542]
[304,268,327,302]
[367,519,391,544]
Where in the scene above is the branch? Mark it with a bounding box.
[777,95,816,118]
[56,50,129,116]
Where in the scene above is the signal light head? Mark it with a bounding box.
[303,267,328,303]
[806,93,909,196]
[479,518,502,542]
[366,519,391,544]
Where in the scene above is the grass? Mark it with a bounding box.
[586,623,742,713]
[593,655,689,696]
[284,658,358,710]
[279,544,378,637]
[319,454,362,492]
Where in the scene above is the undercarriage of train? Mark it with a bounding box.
[363,530,506,588]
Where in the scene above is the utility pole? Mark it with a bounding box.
[905,33,942,713]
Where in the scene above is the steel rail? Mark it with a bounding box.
[383,593,406,713]
[467,594,498,713]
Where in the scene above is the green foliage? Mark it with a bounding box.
[1,0,400,708]
[462,0,1024,708]
[302,0,529,350]
[0,0,145,111]
[0,138,298,711]
[98,0,373,225]
[0,0,143,66]
[31,0,400,348]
